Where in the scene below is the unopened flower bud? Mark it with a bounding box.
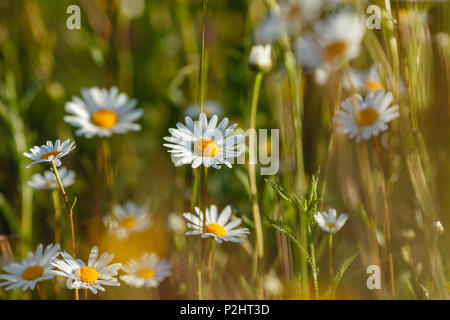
[248,44,272,73]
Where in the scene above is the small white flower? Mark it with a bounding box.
[0,243,59,291]
[333,89,399,142]
[183,205,250,244]
[121,252,171,288]
[23,139,76,168]
[184,100,224,119]
[64,86,143,138]
[28,167,75,190]
[434,221,444,235]
[314,208,348,233]
[264,272,283,297]
[103,201,152,240]
[295,11,365,84]
[50,246,122,294]
[343,65,384,94]
[248,44,273,72]
[163,113,243,169]
[167,213,186,234]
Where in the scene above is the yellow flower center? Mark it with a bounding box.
[205,223,227,237]
[137,268,155,279]
[120,216,137,229]
[78,266,99,283]
[46,181,57,188]
[326,223,336,230]
[21,265,43,280]
[355,108,379,126]
[91,109,118,129]
[324,40,348,61]
[193,138,219,157]
[40,151,61,160]
[364,80,384,92]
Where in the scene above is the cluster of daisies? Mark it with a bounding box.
[255,0,400,142]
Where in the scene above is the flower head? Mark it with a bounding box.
[103,201,152,240]
[163,113,243,169]
[28,167,75,190]
[23,139,76,168]
[183,205,250,244]
[248,44,273,72]
[343,65,384,94]
[314,208,348,233]
[333,89,399,142]
[0,243,59,291]
[50,246,122,294]
[121,252,171,288]
[64,86,143,138]
[295,11,365,84]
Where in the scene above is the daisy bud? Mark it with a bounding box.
[248,44,272,73]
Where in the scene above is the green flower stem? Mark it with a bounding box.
[101,138,115,217]
[51,189,62,244]
[329,233,333,282]
[50,162,78,300]
[199,0,208,112]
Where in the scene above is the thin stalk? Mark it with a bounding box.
[309,242,319,300]
[50,162,78,300]
[207,239,217,296]
[51,189,62,244]
[199,165,208,299]
[248,71,264,259]
[199,0,208,112]
[329,233,333,282]
[101,138,115,217]
[373,136,395,297]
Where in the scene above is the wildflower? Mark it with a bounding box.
[256,0,322,42]
[343,65,384,93]
[121,252,171,288]
[64,86,143,138]
[333,89,399,142]
[167,213,186,234]
[264,272,283,297]
[23,139,76,168]
[248,44,273,73]
[103,201,152,240]
[163,113,243,169]
[314,208,348,233]
[50,246,122,294]
[295,11,365,84]
[183,205,250,243]
[0,243,59,291]
[434,221,444,235]
[28,167,75,190]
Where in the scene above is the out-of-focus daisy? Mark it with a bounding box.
[183,205,250,244]
[121,252,171,288]
[23,139,76,168]
[343,65,384,93]
[314,208,348,233]
[167,213,186,234]
[333,89,399,142]
[50,246,122,294]
[256,0,322,42]
[434,221,444,235]
[103,201,152,240]
[184,100,224,119]
[0,243,59,291]
[264,272,283,297]
[64,86,143,138]
[295,11,365,84]
[248,44,273,73]
[28,167,75,190]
[163,113,243,169]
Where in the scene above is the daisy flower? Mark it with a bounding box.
[333,89,400,142]
[314,208,348,233]
[0,243,59,291]
[50,246,122,294]
[295,11,365,84]
[23,139,76,169]
[183,205,250,244]
[64,86,143,138]
[28,167,75,190]
[248,44,273,73]
[163,113,243,169]
[121,252,171,288]
[343,65,384,94]
[103,201,152,240]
